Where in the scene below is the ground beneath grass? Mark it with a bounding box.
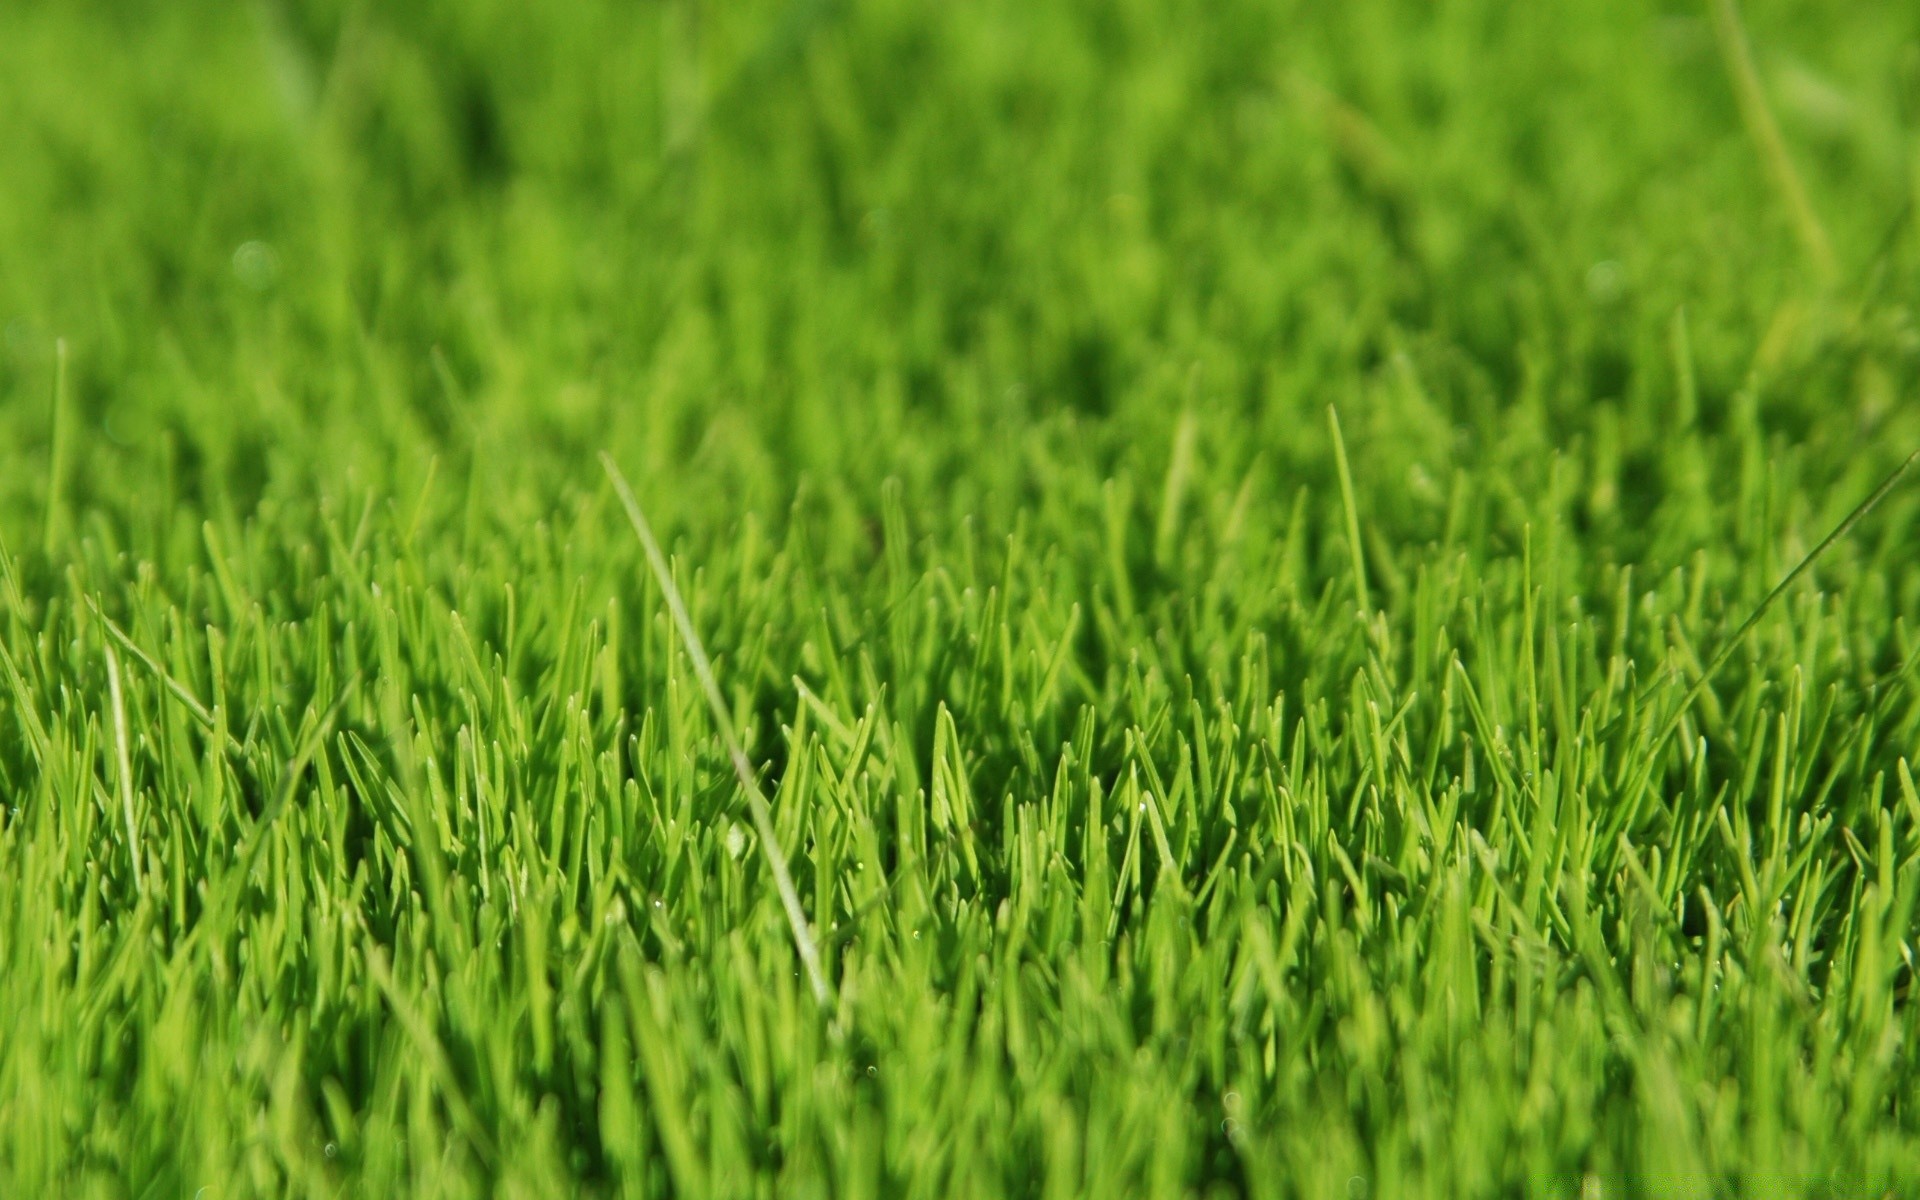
[3,0,1920,1196]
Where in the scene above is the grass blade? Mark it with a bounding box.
[601,452,833,1007]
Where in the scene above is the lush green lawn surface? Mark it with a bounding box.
[3,0,1920,1195]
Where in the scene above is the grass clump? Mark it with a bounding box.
[3,0,1920,1195]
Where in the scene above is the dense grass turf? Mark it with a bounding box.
[4,0,1920,1195]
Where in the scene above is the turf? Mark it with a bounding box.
[3,0,1920,1195]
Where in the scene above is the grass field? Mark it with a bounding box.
[4,0,1920,1195]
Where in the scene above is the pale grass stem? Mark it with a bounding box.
[601,452,833,1007]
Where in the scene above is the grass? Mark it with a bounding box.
[3,0,1920,1195]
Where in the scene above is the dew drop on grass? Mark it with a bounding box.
[726,824,746,859]
[866,1065,877,1078]
[102,409,131,447]
[232,240,280,292]
[324,1142,338,1160]
[1585,260,1626,305]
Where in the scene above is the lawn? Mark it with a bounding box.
[3,0,1920,1195]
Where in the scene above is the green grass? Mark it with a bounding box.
[4,0,1920,1195]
